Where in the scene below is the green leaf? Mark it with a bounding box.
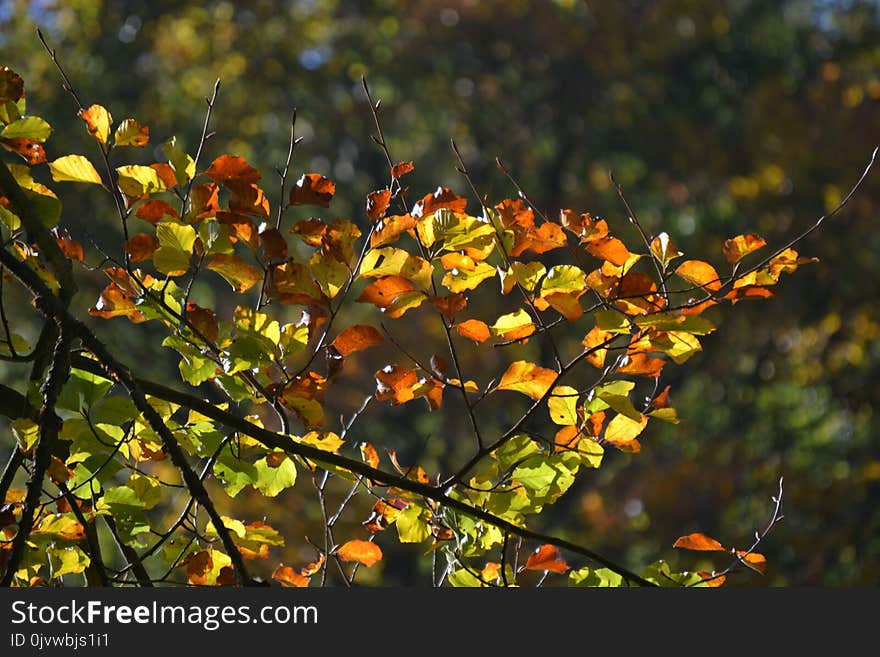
[47,545,90,579]
[116,164,167,197]
[253,455,297,497]
[447,568,485,587]
[441,261,496,293]
[540,265,586,297]
[163,136,195,186]
[57,368,113,412]
[214,450,259,497]
[493,434,541,471]
[49,155,103,185]
[11,418,39,454]
[597,393,643,421]
[634,313,716,335]
[499,261,546,294]
[568,566,624,587]
[594,309,631,334]
[642,560,705,587]
[92,396,139,425]
[396,504,431,544]
[1,115,52,141]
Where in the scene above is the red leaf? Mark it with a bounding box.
[185,302,219,343]
[411,186,467,218]
[135,199,179,225]
[124,233,159,262]
[51,227,83,262]
[524,544,569,574]
[1,138,46,165]
[673,533,726,552]
[259,227,288,260]
[290,173,335,207]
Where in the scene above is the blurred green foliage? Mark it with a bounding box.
[1,0,878,584]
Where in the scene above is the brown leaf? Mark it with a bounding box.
[290,173,335,207]
[523,544,569,574]
[51,227,84,262]
[0,66,24,104]
[360,442,380,469]
[374,365,420,405]
[185,550,213,585]
[205,154,261,184]
[150,163,178,189]
[427,293,467,319]
[272,565,310,587]
[135,199,179,225]
[723,233,767,264]
[124,233,159,262]
[265,452,287,468]
[411,186,467,218]
[259,227,288,260]
[46,456,72,485]
[189,183,220,219]
[1,138,46,165]
[227,180,270,218]
[185,302,218,343]
[336,540,383,567]
[391,161,415,179]
[366,188,392,221]
[217,211,259,250]
[456,319,490,343]
[332,324,384,356]
[676,260,722,292]
[697,571,726,587]
[673,532,726,552]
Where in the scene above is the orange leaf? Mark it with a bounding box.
[290,173,335,207]
[336,540,383,567]
[697,571,726,587]
[618,353,665,378]
[78,104,112,144]
[205,154,261,184]
[457,319,490,343]
[391,161,415,179]
[272,565,309,587]
[259,227,288,260]
[498,360,557,400]
[135,199,179,225]
[360,442,380,469]
[150,163,178,189]
[206,255,263,293]
[736,551,767,575]
[51,227,84,262]
[189,183,220,219]
[411,186,467,218]
[124,233,159,262]
[1,138,46,165]
[374,365,420,405]
[676,260,722,292]
[673,532,726,552]
[332,325,384,356]
[185,302,219,343]
[371,213,416,248]
[366,189,392,221]
[524,544,569,574]
[723,233,766,264]
[227,180,270,218]
[428,293,467,319]
[586,236,631,266]
[89,283,146,323]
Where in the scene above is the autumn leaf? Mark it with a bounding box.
[723,233,766,264]
[135,199,178,225]
[49,155,103,185]
[336,540,383,567]
[206,255,263,293]
[78,104,112,144]
[456,319,490,343]
[272,565,310,587]
[290,173,335,207]
[356,275,426,318]
[113,118,149,147]
[673,533,726,552]
[523,544,569,574]
[1,138,46,165]
[411,186,467,218]
[124,233,159,262]
[736,551,768,574]
[366,188,392,221]
[498,360,557,400]
[371,214,416,247]
[51,227,83,262]
[428,293,467,319]
[391,161,415,179]
[89,283,146,323]
[676,260,722,292]
[603,413,648,447]
[332,325,384,356]
[697,571,726,587]
[205,154,261,184]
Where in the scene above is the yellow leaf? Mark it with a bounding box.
[498,361,557,400]
[48,155,103,185]
[78,104,112,144]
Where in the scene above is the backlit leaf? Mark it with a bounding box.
[207,255,263,293]
[524,544,569,573]
[723,233,766,264]
[366,189,392,221]
[676,260,722,292]
[391,161,414,179]
[290,173,335,207]
[336,540,382,567]
[548,385,578,425]
[116,164,167,197]
[736,551,768,574]
[78,104,112,144]
[456,319,490,343]
[49,155,103,185]
[1,116,52,142]
[273,565,310,587]
[604,413,648,446]
[673,533,726,551]
[205,154,261,184]
[332,324,384,356]
[498,360,557,400]
[113,118,149,147]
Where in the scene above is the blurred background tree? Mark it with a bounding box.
[1,0,878,584]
